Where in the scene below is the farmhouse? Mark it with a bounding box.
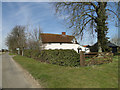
[40,32,90,53]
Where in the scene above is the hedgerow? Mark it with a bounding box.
[24,49,113,67]
[24,49,80,66]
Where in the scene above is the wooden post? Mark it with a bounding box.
[80,51,85,66]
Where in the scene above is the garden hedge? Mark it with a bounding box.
[24,49,80,66]
[24,49,113,67]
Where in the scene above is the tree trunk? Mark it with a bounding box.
[22,50,23,56]
[97,26,103,52]
[98,41,102,52]
[22,48,24,56]
[96,2,108,53]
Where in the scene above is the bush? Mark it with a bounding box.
[24,49,80,67]
[24,49,41,59]
[38,49,80,66]
[24,49,32,58]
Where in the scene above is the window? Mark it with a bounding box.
[72,39,76,44]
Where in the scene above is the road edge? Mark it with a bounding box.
[9,55,42,88]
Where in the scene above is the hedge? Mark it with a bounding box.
[24,49,80,67]
[23,49,113,67]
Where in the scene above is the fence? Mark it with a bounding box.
[80,51,113,66]
[85,52,98,58]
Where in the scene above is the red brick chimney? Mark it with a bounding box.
[62,32,66,35]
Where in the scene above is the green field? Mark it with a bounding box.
[13,55,118,88]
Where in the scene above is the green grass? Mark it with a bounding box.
[13,55,118,88]
[9,52,17,55]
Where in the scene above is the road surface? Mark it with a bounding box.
[2,53,40,88]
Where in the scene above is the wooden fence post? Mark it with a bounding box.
[80,51,85,66]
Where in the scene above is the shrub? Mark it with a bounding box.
[24,49,41,59]
[38,49,80,66]
[24,49,80,67]
[24,49,32,58]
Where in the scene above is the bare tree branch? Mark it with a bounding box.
[106,9,120,20]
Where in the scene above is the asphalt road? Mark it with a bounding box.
[2,53,36,88]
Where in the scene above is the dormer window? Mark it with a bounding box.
[72,39,76,44]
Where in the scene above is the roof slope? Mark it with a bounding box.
[107,41,118,47]
[93,41,118,47]
[40,33,75,43]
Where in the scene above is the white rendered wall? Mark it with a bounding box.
[43,43,90,53]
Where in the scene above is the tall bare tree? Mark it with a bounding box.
[6,34,17,52]
[55,2,119,52]
[6,25,26,56]
[26,25,43,51]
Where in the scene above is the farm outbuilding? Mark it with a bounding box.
[89,41,118,53]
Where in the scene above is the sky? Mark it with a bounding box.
[1,1,119,49]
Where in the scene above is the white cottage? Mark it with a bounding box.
[40,32,90,53]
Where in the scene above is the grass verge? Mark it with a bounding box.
[9,52,16,55]
[13,55,118,88]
